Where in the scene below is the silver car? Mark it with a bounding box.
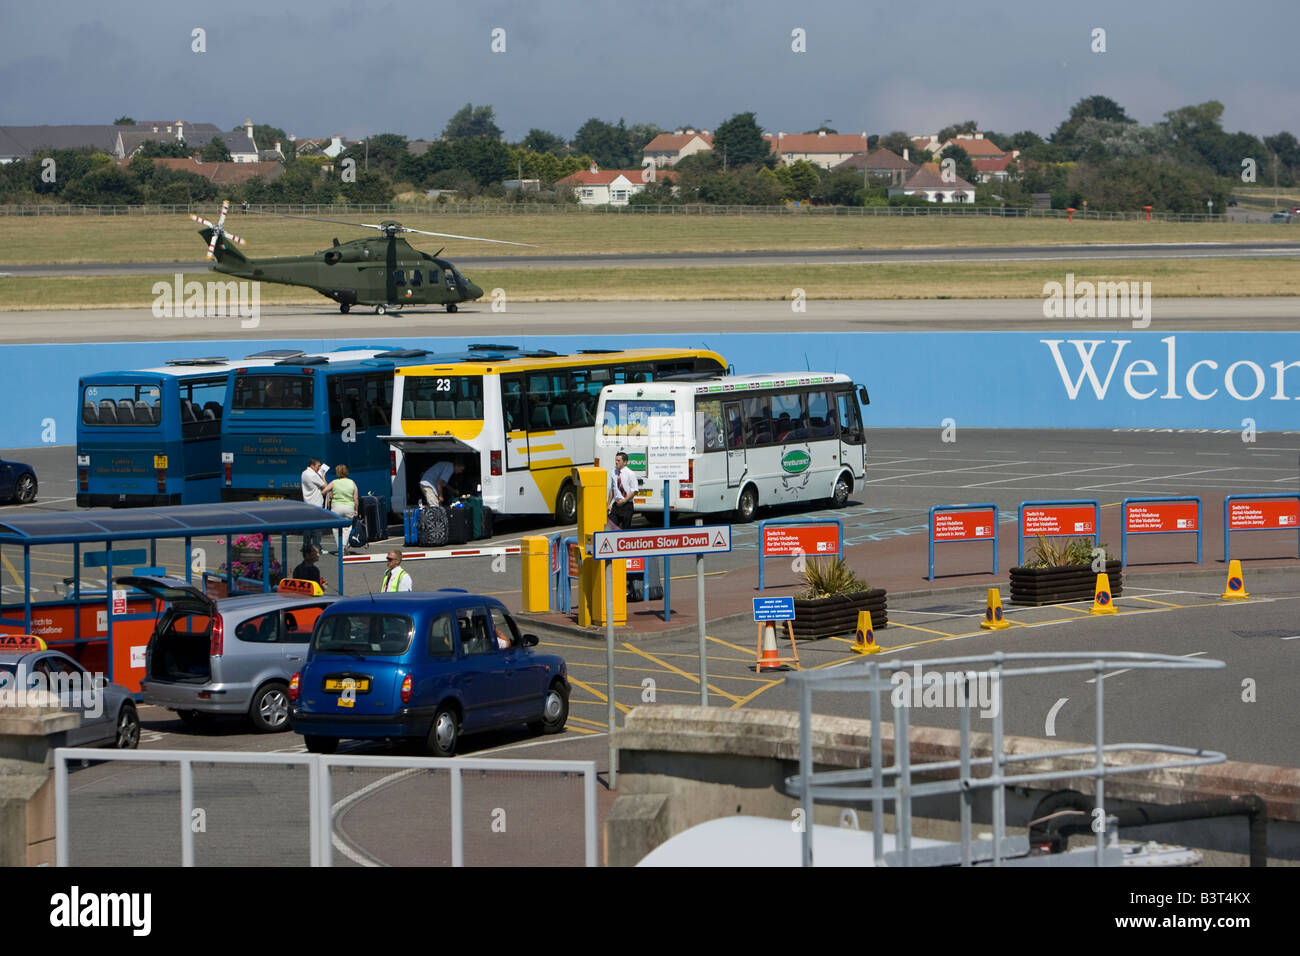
[124,576,338,733]
[0,643,139,748]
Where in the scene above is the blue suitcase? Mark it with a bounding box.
[404,507,420,546]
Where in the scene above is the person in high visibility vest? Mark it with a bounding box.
[381,549,414,592]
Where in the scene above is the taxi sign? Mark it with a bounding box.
[278,578,324,596]
[0,634,47,651]
[154,454,168,469]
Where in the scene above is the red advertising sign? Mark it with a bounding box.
[1227,499,1300,530]
[627,557,645,572]
[1126,502,1199,533]
[933,509,996,542]
[1022,506,1095,536]
[761,524,841,557]
[568,543,580,578]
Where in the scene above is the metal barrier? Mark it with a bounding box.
[757,517,843,590]
[784,651,1226,867]
[1222,493,1300,562]
[1016,499,1100,566]
[54,749,599,867]
[1120,496,1202,566]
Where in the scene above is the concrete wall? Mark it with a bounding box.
[608,705,1300,866]
[8,331,1300,449]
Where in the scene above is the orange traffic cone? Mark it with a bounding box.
[1089,572,1118,615]
[1221,560,1250,600]
[981,588,1010,630]
[850,610,881,654]
[754,622,799,671]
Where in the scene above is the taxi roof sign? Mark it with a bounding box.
[0,634,47,651]
[278,578,324,597]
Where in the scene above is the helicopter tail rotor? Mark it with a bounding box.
[191,199,247,260]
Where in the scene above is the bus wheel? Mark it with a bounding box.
[735,485,758,523]
[831,473,851,509]
[447,302,458,313]
[555,482,577,524]
[340,302,350,314]
[375,304,387,315]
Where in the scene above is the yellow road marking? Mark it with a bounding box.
[706,634,753,655]
[619,642,742,703]
[567,715,608,729]
[565,725,600,735]
[567,677,631,715]
[730,679,783,708]
[561,659,776,684]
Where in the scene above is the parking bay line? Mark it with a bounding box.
[619,642,742,703]
[567,676,631,715]
[562,658,782,684]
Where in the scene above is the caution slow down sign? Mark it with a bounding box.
[591,527,733,560]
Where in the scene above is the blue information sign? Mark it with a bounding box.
[752,597,796,622]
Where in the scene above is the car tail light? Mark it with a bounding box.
[400,674,412,704]
[156,464,167,493]
[490,450,502,476]
[223,460,232,487]
[389,449,397,477]
[78,467,89,492]
[210,614,224,659]
[593,456,600,468]
[680,459,694,499]
[288,672,300,701]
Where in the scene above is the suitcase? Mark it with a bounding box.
[361,495,386,542]
[446,502,472,545]
[456,495,486,539]
[404,507,420,546]
[419,505,448,547]
[480,506,494,540]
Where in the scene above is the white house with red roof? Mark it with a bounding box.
[911,132,1020,182]
[888,162,976,203]
[764,131,869,169]
[556,164,675,205]
[643,129,713,167]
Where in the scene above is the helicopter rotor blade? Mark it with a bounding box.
[392,227,536,247]
[247,211,379,228]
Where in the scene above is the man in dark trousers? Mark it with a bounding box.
[292,546,325,587]
[607,451,639,529]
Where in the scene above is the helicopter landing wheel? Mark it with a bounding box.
[446,302,458,313]
[340,303,350,314]
[375,304,386,316]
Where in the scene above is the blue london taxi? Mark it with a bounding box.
[288,590,568,756]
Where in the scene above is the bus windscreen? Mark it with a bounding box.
[233,374,313,410]
[402,375,484,419]
[81,384,162,426]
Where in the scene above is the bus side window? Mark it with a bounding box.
[806,390,832,437]
[742,396,772,446]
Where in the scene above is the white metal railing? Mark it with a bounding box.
[54,749,598,867]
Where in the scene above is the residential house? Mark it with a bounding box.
[0,125,122,163]
[887,162,976,203]
[120,156,285,185]
[831,148,918,186]
[763,131,870,170]
[294,135,348,159]
[642,129,713,168]
[556,165,675,205]
[910,132,1020,183]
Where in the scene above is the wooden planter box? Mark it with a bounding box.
[1009,560,1123,606]
[790,589,888,639]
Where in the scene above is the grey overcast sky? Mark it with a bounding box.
[3,0,1297,142]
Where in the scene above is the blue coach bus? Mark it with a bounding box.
[77,352,306,507]
[219,345,526,519]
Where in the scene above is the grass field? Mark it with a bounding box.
[5,257,1298,310]
[0,212,1293,265]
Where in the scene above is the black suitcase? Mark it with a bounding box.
[419,505,448,547]
[360,495,386,542]
[446,503,472,545]
[480,506,493,540]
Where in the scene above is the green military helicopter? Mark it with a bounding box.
[191,200,533,314]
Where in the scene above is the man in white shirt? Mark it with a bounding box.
[301,457,327,552]
[420,460,465,507]
[607,452,639,529]
[381,550,414,592]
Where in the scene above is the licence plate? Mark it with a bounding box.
[635,490,652,500]
[324,677,370,693]
[258,495,283,501]
[336,696,354,708]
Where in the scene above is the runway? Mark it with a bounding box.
[4,240,1300,277]
[1,297,1296,343]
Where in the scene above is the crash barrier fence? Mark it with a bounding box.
[758,518,843,590]
[0,203,1232,222]
[546,533,655,614]
[54,749,599,867]
[786,651,1227,867]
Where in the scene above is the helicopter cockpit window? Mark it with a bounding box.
[392,270,406,286]
[445,269,457,288]
[410,270,422,287]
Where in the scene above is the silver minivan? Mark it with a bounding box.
[123,576,338,732]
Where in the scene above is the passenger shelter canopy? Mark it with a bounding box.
[0,501,346,546]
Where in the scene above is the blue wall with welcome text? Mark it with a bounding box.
[6,331,1300,449]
